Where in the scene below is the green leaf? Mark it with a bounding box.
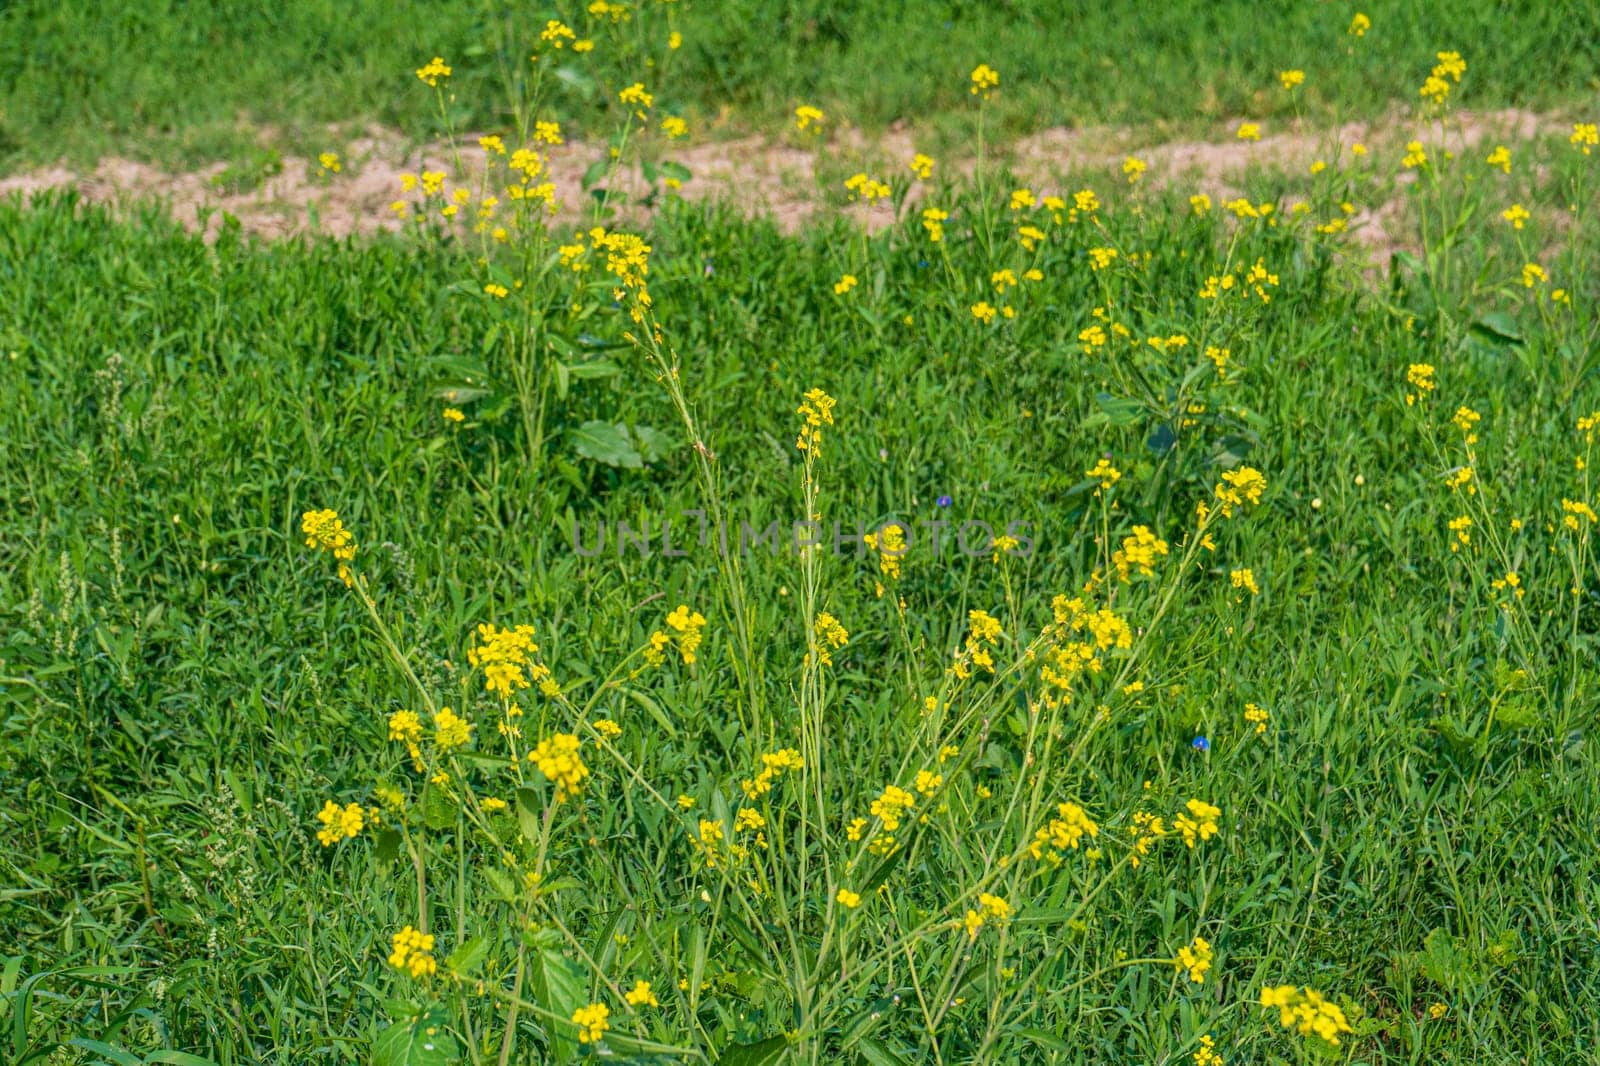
[658,161,693,184]
[632,425,668,464]
[526,928,585,1064]
[553,66,596,97]
[1014,1027,1072,1052]
[1470,312,1524,346]
[373,827,402,866]
[445,936,487,977]
[718,1035,789,1066]
[581,159,610,190]
[1085,393,1143,428]
[145,1054,223,1066]
[625,687,676,736]
[856,1037,911,1066]
[565,361,622,380]
[371,1006,460,1066]
[65,1039,142,1066]
[515,787,544,845]
[570,421,643,469]
[421,788,456,831]
[482,866,519,905]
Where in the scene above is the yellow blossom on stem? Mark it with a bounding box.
[619,83,653,112]
[388,926,437,978]
[813,612,849,666]
[795,388,837,454]
[1175,935,1213,983]
[315,800,364,846]
[1245,703,1270,734]
[432,707,473,751]
[1173,798,1221,847]
[415,56,451,87]
[1259,985,1353,1046]
[572,1002,609,1043]
[531,733,589,800]
[1087,458,1121,490]
[301,508,357,586]
[625,980,658,1007]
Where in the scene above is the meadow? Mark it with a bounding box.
[2,4,1600,1065]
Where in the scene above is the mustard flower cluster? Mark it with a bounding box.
[1036,595,1132,707]
[572,1002,610,1043]
[388,926,438,979]
[962,892,1012,939]
[315,800,366,846]
[969,63,999,97]
[530,732,589,801]
[301,508,357,587]
[952,608,1003,678]
[812,612,849,666]
[1175,935,1214,983]
[796,387,837,454]
[741,748,803,799]
[1259,985,1353,1045]
[1113,525,1169,581]
[469,622,559,699]
[645,604,708,667]
[1173,798,1222,847]
[1027,801,1100,865]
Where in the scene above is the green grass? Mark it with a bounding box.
[2,0,1598,172]
[4,116,1600,1063]
[4,6,1600,1064]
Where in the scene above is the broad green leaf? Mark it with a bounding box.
[553,66,596,97]
[515,787,545,845]
[1470,311,1523,346]
[371,1007,460,1066]
[445,936,486,977]
[1085,393,1143,428]
[581,159,610,190]
[570,421,643,469]
[373,828,402,866]
[421,788,456,830]
[527,930,586,1064]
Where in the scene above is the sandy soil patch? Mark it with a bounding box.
[0,109,1565,257]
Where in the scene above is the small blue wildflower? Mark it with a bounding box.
[1192,736,1211,752]
[936,495,952,508]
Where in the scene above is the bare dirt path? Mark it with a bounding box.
[0,109,1562,251]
